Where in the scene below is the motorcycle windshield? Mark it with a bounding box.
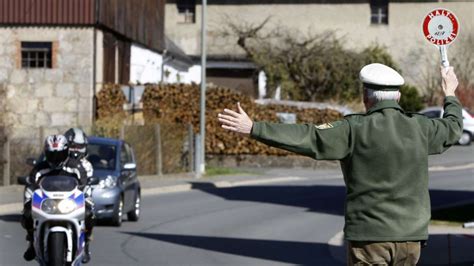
[40,175,78,192]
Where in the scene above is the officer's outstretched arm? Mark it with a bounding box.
[250,120,352,160]
[218,103,351,160]
[427,67,463,154]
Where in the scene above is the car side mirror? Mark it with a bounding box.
[17,176,29,185]
[87,176,100,186]
[122,163,136,171]
[26,158,37,167]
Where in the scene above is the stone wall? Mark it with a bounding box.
[165,1,474,86]
[206,154,339,169]
[0,27,95,177]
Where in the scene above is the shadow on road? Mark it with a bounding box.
[0,214,21,223]
[189,182,474,219]
[190,182,347,215]
[419,234,474,265]
[122,232,344,265]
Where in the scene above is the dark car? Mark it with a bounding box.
[88,136,141,226]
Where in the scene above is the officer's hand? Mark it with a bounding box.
[441,67,458,97]
[218,102,253,135]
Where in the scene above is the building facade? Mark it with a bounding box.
[0,0,167,178]
[165,0,474,94]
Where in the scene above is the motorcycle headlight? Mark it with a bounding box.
[41,199,58,214]
[57,199,77,214]
[99,176,117,189]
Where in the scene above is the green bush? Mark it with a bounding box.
[399,85,424,112]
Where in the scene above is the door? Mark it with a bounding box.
[120,143,135,211]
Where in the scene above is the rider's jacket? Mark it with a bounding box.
[29,159,88,186]
[81,158,94,178]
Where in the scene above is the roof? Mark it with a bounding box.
[190,54,256,69]
[164,36,194,71]
[0,0,166,52]
[88,136,122,146]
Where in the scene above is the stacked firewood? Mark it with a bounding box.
[142,84,342,155]
[96,84,127,120]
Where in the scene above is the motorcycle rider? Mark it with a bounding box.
[64,128,93,178]
[21,135,93,263]
[64,127,95,263]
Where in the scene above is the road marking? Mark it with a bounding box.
[214,176,307,188]
[429,163,474,172]
[142,184,193,196]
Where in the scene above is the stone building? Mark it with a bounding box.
[165,0,474,95]
[0,0,168,180]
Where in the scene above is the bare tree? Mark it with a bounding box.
[220,17,382,103]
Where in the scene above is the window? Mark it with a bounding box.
[370,0,388,25]
[422,110,441,119]
[120,143,133,165]
[176,0,196,24]
[21,42,53,68]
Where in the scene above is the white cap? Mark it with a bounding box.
[359,63,404,89]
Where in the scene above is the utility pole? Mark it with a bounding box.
[198,0,207,178]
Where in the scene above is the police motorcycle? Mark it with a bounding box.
[18,175,98,266]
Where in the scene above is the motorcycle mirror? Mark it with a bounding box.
[122,162,137,170]
[26,158,37,166]
[88,176,100,186]
[17,176,29,185]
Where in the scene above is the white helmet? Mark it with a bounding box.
[44,135,69,169]
[64,128,88,159]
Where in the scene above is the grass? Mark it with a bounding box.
[204,166,261,177]
[430,203,474,227]
[430,220,464,227]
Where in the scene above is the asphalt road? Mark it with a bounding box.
[0,166,473,266]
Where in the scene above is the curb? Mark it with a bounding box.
[0,176,307,215]
[1,162,472,215]
[0,202,22,215]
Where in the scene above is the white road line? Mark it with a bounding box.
[429,163,474,172]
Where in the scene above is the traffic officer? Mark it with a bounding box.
[217,64,463,265]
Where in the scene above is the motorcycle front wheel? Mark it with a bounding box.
[48,232,66,266]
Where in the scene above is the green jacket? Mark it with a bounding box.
[250,96,463,241]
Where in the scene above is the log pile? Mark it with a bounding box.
[142,84,343,155]
[96,84,127,120]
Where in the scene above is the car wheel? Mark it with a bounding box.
[111,196,123,226]
[458,131,472,146]
[127,192,141,222]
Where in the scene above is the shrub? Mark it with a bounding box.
[399,85,424,112]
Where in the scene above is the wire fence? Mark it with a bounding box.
[94,123,195,176]
[0,123,195,186]
[0,126,8,186]
[121,124,194,175]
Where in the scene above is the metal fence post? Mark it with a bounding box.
[3,139,10,186]
[194,134,201,178]
[39,126,44,144]
[188,124,194,173]
[120,126,125,140]
[155,124,163,176]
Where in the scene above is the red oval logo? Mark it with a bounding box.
[422,8,459,46]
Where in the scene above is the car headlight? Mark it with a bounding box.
[41,199,57,214]
[99,176,117,189]
[57,199,77,214]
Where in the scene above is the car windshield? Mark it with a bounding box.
[87,143,116,170]
[422,110,441,119]
[40,175,78,192]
